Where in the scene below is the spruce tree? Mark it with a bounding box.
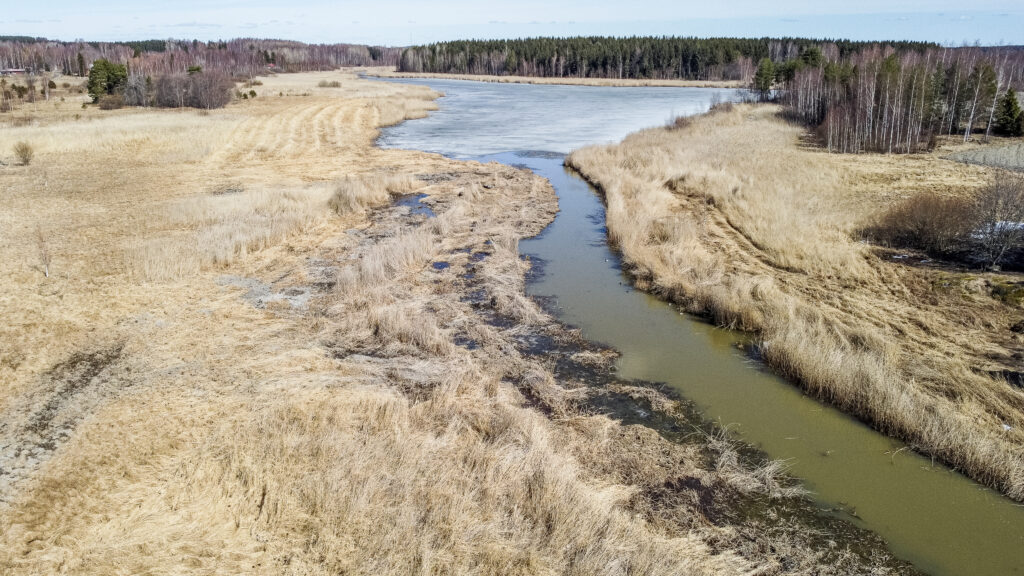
[753,58,774,101]
[994,90,1024,137]
[87,59,128,103]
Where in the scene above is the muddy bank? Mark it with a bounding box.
[500,303,921,575]
[562,107,1024,575]
[322,161,920,574]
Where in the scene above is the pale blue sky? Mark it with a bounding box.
[2,1,1022,46]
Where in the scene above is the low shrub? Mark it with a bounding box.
[864,193,975,256]
[98,94,125,110]
[14,141,34,165]
[667,115,692,131]
[864,175,1024,270]
[709,101,735,114]
[317,80,342,88]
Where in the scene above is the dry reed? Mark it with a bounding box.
[568,103,1024,500]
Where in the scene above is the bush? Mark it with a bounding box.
[866,175,1024,270]
[98,94,125,110]
[668,115,692,131]
[189,71,234,109]
[709,101,735,114]
[14,141,34,165]
[154,71,234,109]
[864,193,974,256]
[317,80,342,88]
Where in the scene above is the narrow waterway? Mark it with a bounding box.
[377,77,1024,576]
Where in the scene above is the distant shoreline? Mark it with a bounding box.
[361,67,745,89]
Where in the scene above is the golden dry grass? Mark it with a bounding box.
[568,103,1024,500]
[363,66,745,88]
[0,72,865,575]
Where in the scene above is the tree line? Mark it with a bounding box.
[86,59,237,110]
[763,45,1024,153]
[0,37,400,78]
[397,36,936,81]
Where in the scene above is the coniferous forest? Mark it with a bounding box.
[397,37,937,80]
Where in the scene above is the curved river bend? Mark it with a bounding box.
[377,77,1024,576]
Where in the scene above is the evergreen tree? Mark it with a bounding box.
[994,90,1024,137]
[87,59,128,103]
[753,58,775,101]
[799,46,824,67]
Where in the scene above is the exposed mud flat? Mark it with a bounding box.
[0,345,126,505]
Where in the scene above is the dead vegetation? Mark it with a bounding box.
[951,141,1024,172]
[328,173,423,215]
[567,103,1024,501]
[865,174,1024,269]
[0,72,904,575]
[13,141,33,165]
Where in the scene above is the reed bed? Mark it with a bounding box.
[568,103,1024,500]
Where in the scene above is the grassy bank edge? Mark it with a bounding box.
[564,108,1024,502]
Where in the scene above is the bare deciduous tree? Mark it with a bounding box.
[974,176,1024,269]
[123,74,149,106]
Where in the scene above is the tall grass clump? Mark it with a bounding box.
[13,141,33,165]
[128,186,333,281]
[328,174,422,215]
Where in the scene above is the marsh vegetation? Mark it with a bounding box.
[568,103,1024,502]
[0,69,920,575]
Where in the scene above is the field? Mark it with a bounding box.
[0,73,916,573]
[567,104,1024,501]
[365,66,744,88]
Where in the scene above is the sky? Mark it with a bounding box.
[2,1,1022,46]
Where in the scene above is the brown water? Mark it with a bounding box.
[378,78,1024,576]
